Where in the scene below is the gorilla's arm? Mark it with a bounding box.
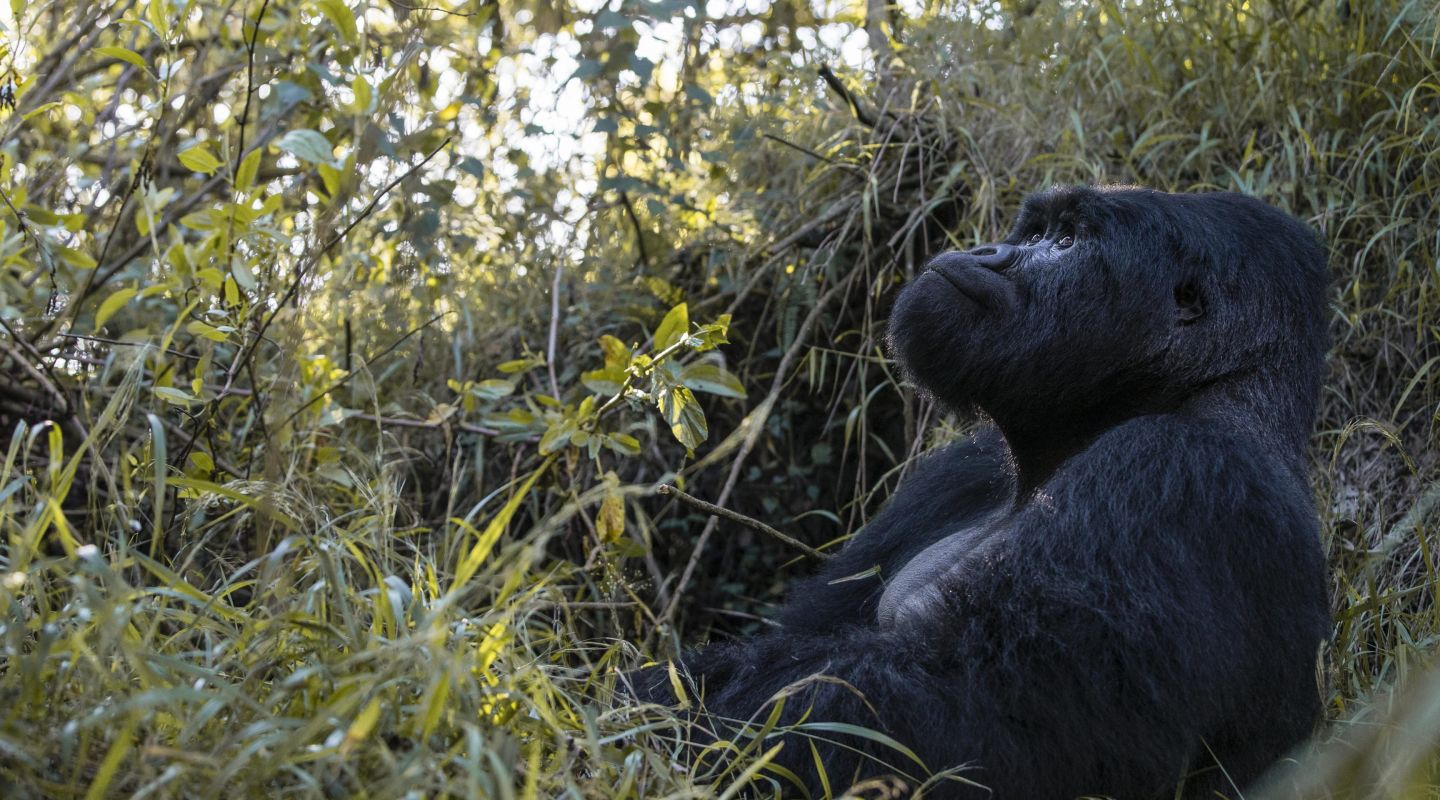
[657,417,1327,798]
[774,427,1012,632]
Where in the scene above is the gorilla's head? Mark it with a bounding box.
[888,186,1328,478]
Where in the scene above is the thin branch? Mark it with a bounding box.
[657,484,830,561]
[618,191,649,267]
[347,412,501,437]
[818,64,877,128]
[275,311,450,432]
[547,261,563,398]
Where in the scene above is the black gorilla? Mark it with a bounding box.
[633,186,1330,799]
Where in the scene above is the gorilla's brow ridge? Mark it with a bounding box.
[1007,188,1100,242]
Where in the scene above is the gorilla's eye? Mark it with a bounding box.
[1056,235,1075,249]
[1026,233,1043,246]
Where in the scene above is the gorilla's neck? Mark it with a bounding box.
[990,411,1129,500]
[988,364,1316,500]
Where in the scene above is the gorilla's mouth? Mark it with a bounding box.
[930,266,981,304]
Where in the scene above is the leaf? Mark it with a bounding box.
[605,433,641,456]
[95,46,148,72]
[317,0,359,45]
[471,379,515,400]
[276,128,335,166]
[452,458,550,588]
[341,697,382,755]
[154,386,196,406]
[539,418,576,455]
[597,490,624,543]
[599,334,631,368]
[498,357,542,374]
[581,367,625,395]
[94,286,138,329]
[681,363,746,398]
[425,403,457,425]
[185,320,229,342]
[654,302,689,351]
[350,74,373,113]
[692,313,731,351]
[658,385,707,450]
[56,246,97,270]
[234,149,261,191]
[178,143,222,175]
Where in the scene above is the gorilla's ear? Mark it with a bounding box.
[1174,282,1206,324]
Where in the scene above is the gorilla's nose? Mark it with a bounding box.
[964,243,1017,271]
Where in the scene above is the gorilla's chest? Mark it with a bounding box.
[876,511,1007,629]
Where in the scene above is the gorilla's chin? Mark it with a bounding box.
[885,272,982,405]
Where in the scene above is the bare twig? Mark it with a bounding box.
[657,484,830,561]
[618,191,649,267]
[547,261,563,398]
[346,412,501,437]
[818,64,877,128]
[275,311,450,432]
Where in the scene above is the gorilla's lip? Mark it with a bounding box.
[930,266,979,302]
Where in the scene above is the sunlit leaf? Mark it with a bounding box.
[178,143,222,175]
[681,362,746,398]
[654,302,688,351]
[276,128,335,166]
[94,286,137,330]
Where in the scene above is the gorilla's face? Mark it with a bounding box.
[889,188,1171,426]
[886,186,1328,438]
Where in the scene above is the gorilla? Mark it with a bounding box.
[631,186,1331,799]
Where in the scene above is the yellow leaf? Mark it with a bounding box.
[340,697,382,755]
[178,143,222,175]
[452,457,552,588]
[597,491,624,543]
[316,0,359,45]
[95,46,148,72]
[654,302,689,350]
[235,148,261,191]
[94,286,137,330]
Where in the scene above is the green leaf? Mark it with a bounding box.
[94,286,137,329]
[154,386,196,406]
[539,418,576,455]
[177,143,222,175]
[680,363,746,398]
[470,379,515,400]
[597,489,624,543]
[56,246,97,270]
[235,149,261,191]
[95,46,148,72]
[658,385,707,450]
[654,302,688,351]
[605,433,641,456]
[581,367,625,395]
[599,334,631,368]
[185,320,229,342]
[276,129,335,166]
[498,357,543,374]
[316,0,359,45]
[692,313,731,351]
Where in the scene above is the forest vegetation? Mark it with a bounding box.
[0,0,1437,796]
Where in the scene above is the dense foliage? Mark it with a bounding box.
[0,0,1436,796]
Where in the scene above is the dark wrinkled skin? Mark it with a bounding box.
[626,187,1331,799]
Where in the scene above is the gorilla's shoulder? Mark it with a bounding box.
[1063,414,1309,507]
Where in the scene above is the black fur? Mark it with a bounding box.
[632,187,1330,799]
